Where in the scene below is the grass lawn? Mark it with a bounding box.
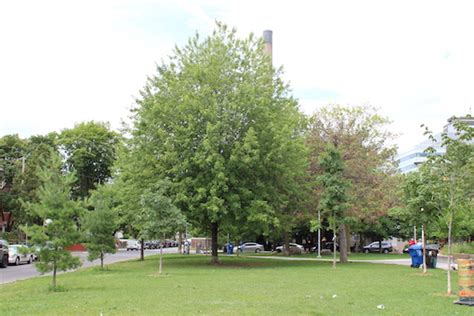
[257,252,408,261]
[1,254,470,315]
[303,252,408,260]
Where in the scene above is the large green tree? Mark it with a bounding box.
[140,183,186,274]
[0,133,57,229]
[0,135,27,226]
[307,105,398,257]
[12,134,58,226]
[417,118,472,293]
[58,121,121,199]
[83,184,119,269]
[317,145,350,266]
[398,167,444,273]
[23,151,84,290]
[126,23,306,264]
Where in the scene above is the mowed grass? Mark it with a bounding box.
[258,252,408,260]
[1,254,470,316]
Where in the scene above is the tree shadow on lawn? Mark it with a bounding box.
[162,255,334,270]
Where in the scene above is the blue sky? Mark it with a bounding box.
[1,0,473,153]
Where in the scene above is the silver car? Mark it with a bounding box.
[237,242,264,253]
[275,243,304,254]
[8,244,34,265]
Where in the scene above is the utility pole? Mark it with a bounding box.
[421,208,427,273]
[317,209,321,258]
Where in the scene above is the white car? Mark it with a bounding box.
[8,244,34,265]
[275,243,304,254]
[126,240,142,251]
[237,242,264,253]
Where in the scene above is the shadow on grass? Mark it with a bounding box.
[157,254,334,270]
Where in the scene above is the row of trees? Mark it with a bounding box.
[1,24,472,283]
[117,24,402,264]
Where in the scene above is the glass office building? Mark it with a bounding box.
[396,116,473,174]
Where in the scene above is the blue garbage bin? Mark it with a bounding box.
[408,244,423,268]
[227,243,234,255]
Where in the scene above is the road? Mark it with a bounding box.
[0,248,178,285]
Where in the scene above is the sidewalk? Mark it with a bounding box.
[246,254,457,270]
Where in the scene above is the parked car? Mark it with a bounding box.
[0,239,9,268]
[363,241,393,253]
[311,242,340,253]
[144,240,159,249]
[8,244,34,265]
[237,242,264,253]
[275,243,304,254]
[126,240,141,251]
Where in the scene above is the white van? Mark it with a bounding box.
[126,239,141,251]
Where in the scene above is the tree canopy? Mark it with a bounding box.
[22,151,84,290]
[124,23,307,263]
[58,121,121,199]
[307,105,399,252]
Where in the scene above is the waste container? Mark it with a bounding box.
[226,243,234,255]
[408,244,423,268]
[425,246,438,269]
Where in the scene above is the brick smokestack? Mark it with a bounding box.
[263,30,273,62]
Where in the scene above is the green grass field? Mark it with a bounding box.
[1,254,470,315]
[258,252,408,260]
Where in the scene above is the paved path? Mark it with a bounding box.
[2,250,456,285]
[0,248,178,285]
[246,254,456,270]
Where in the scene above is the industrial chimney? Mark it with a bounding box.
[263,30,273,62]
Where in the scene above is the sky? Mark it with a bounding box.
[1,0,473,153]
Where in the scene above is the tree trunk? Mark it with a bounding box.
[178,232,183,254]
[140,238,144,261]
[339,224,348,263]
[345,224,352,255]
[211,222,219,265]
[447,211,453,295]
[283,231,290,256]
[357,233,363,252]
[100,252,104,269]
[333,212,337,269]
[52,264,57,290]
[159,243,163,275]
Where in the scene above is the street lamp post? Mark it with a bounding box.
[420,208,427,273]
[317,209,321,258]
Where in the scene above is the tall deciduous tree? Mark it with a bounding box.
[318,145,350,267]
[58,121,121,199]
[0,135,27,227]
[22,151,84,290]
[126,23,306,264]
[140,183,186,274]
[307,105,398,258]
[83,184,118,269]
[418,118,473,294]
[12,134,58,226]
[1,133,58,229]
[399,167,443,273]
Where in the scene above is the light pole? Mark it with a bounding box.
[420,208,427,273]
[317,209,321,258]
